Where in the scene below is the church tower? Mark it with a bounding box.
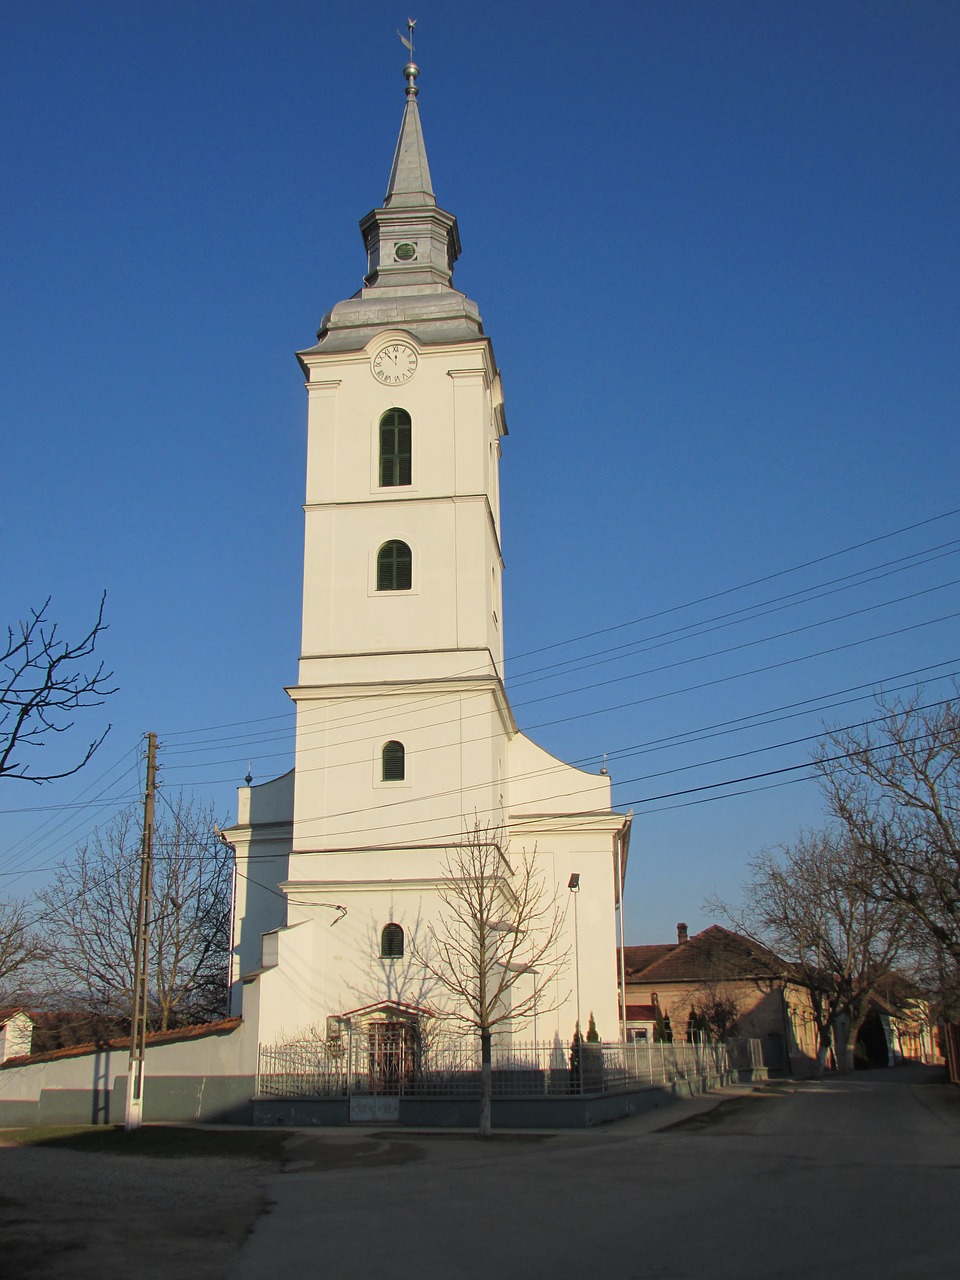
[229,53,628,1052]
[291,54,509,857]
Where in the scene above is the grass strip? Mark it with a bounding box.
[0,1125,287,1160]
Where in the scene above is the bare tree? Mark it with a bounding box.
[0,898,47,1000]
[682,931,774,1042]
[1,594,115,785]
[412,822,569,1136]
[909,931,960,1023]
[688,988,744,1043]
[712,830,907,1073]
[37,795,231,1030]
[817,691,960,989]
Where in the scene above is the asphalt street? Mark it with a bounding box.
[230,1068,960,1280]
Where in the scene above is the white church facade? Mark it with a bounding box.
[226,56,631,1061]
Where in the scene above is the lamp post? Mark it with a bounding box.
[568,873,582,1089]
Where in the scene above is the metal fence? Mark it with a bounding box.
[257,1032,763,1100]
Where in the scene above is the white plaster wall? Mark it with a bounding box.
[245,805,622,1052]
[506,819,622,1045]
[253,873,449,1046]
[508,733,612,815]
[225,771,294,1011]
[302,336,500,511]
[300,495,498,658]
[248,845,608,1050]
[289,688,507,850]
[299,333,503,669]
[0,1024,255,1105]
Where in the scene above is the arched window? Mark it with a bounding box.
[377,540,412,591]
[381,740,405,781]
[379,409,411,487]
[380,923,404,959]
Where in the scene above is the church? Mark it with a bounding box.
[225,52,631,1064]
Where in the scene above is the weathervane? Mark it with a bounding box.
[398,17,419,95]
[398,16,416,59]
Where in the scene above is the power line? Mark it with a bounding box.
[154,507,960,742]
[230,698,954,855]
[504,505,960,668]
[154,535,959,760]
[507,540,960,692]
[7,657,957,878]
[5,512,959,877]
[155,585,960,786]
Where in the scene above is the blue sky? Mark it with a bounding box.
[1,1,958,945]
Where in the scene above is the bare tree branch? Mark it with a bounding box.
[0,898,48,998]
[816,689,960,995]
[1,594,115,784]
[36,795,231,1030]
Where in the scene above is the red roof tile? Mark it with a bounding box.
[0,1016,242,1069]
[621,944,676,976]
[623,926,786,983]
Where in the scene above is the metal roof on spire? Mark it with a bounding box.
[384,21,435,209]
[303,24,488,354]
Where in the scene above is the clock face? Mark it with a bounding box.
[372,343,418,386]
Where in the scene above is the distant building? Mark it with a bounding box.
[621,923,821,1073]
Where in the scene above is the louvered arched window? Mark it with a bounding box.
[380,923,405,959]
[379,409,411,487]
[377,541,412,591]
[381,740,405,781]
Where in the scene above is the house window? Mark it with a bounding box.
[379,409,412,487]
[380,923,404,958]
[381,740,405,781]
[377,541,412,591]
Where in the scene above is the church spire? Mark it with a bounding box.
[357,38,459,292]
[307,33,485,353]
[383,49,435,209]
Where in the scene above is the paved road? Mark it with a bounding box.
[231,1068,960,1280]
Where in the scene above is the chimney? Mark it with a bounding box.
[677,922,689,944]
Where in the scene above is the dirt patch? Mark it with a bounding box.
[282,1132,425,1171]
[0,1125,287,1160]
[660,1089,783,1134]
[0,1129,283,1279]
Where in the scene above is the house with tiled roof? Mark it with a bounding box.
[620,924,822,1073]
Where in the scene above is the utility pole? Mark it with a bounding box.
[125,731,157,1131]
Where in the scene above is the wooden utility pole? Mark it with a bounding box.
[125,731,157,1131]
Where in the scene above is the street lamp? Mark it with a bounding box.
[568,873,582,1089]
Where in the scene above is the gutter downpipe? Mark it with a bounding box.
[616,814,633,1047]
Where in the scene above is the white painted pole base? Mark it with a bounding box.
[124,1061,144,1131]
